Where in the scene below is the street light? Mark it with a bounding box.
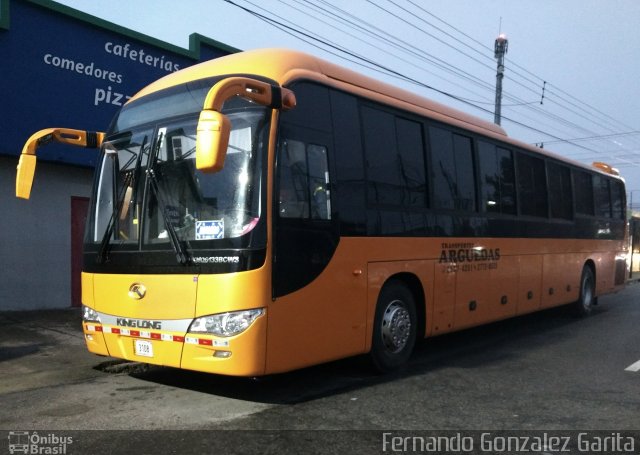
[494,33,509,126]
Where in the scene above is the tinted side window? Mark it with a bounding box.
[361,106,426,207]
[574,170,594,216]
[283,82,332,133]
[395,117,427,207]
[478,141,516,214]
[330,89,366,234]
[453,134,476,211]
[274,81,338,297]
[308,145,331,220]
[611,180,625,220]
[517,153,548,217]
[279,140,309,218]
[428,126,475,211]
[278,140,331,220]
[594,175,611,218]
[361,106,400,206]
[429,126,455,210]
[547,162,573,219]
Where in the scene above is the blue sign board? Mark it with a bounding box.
[196,220,225,240]
[0,0,238,166]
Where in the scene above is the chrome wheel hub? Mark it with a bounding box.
[381,300,411,353]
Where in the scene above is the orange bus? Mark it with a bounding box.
[16,49,627,375]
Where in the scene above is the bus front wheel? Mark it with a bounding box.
[370,281,417,373]
[574,266,596,316]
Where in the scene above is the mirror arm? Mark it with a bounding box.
[22,128,105,155]
[202,77,296,113]
[16,128,105,199]
[195,77,296,173]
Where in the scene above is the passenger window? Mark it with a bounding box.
[308,145,331,220]
[361,107,401,206]
[611,180,625,219]
[452,134,476,211]
[574,170,594,216]
[517,153,548,217]
[361,106,426,207]
[478,141,516,214]
[594,175,612,218]
[278,140,331,220]
[396,117,427,207]
[429,127,476,211]
[547,162,573,219]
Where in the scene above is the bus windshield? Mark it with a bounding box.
[86,83,270,263]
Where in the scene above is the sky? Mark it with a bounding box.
[54,0,640,196]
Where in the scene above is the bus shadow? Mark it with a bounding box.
[116,302,608,405]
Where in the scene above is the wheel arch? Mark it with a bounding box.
[583,259,597,293]
[573,259,598,316]
[384,272,426,339]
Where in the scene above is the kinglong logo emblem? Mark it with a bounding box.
[117,318,162,329]
[128,283,147,300]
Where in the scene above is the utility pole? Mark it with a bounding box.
[494,33,508,125]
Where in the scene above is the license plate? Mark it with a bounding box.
[134,339,154,358]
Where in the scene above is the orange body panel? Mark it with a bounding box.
[265,238,369,374]
[517,255,543,314]
[82,267,272,376]
[92,274,198,320]
[261,236,625,373]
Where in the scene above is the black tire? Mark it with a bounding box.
[574,266,596,316]
[370,281,417,373]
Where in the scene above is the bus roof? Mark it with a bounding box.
[129,48,622,181]
[131,48,506,136]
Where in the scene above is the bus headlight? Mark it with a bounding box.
[188,309,264,337]
[82,305,101,323]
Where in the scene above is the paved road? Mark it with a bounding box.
[1,283,639,453]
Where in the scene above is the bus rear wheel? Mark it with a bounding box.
[370,281,417,373]
[574,266,596,316]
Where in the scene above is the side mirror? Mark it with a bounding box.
[196,110,231,173]
[16,153,37,200]
[16,128,104,199]
[195,77,296,173]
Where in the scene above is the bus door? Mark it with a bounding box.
[267,120,365,372]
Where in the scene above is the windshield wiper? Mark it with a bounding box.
[97,136,148,263]
[146,132,191,265]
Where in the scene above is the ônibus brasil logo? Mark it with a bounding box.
[8,431,73,454]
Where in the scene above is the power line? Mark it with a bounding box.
[305,0,617,148]
[402,0,640,150]
[538,130,640,145]
[308,0,600,141]
[223,0,640,166]
[305,0,501,101]
[393,1,617,134]
[223,0,494,109]
[280,0,497,103]
[367,0,620,144]
[376,0,620,145]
